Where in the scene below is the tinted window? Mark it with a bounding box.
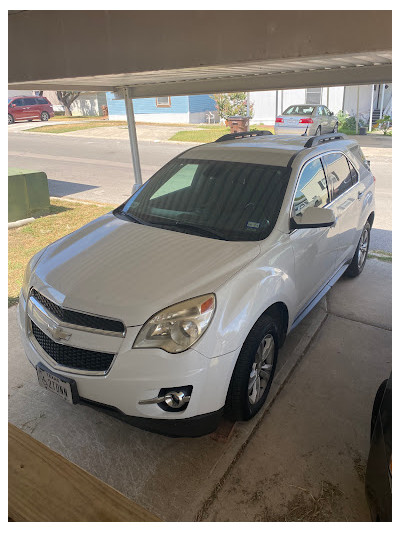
[118,159,291,241]
[24,98,37,106]
[293,158,329,216]
[317,107,324,116]
[322,152,353,200]
[347,159,358,185]
[37,97,48,104]
[13,99,24,106]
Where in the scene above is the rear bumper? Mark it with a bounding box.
[275,125,309,135]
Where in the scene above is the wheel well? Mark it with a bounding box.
[262,302,289,348]
[367,211,375,228]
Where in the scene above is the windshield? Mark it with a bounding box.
[283,105,314,116]
[8,98,13,104]
[115,158,290,241]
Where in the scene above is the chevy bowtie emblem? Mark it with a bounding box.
[46,323,71,341]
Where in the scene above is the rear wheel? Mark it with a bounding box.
[345,221,370,277]
[8,113,14,125]
[333,122,338,133]
[225,314,279,421]
[315,126,321,136]
[41,111,49,121]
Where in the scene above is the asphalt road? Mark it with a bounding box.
[8,130,391,251]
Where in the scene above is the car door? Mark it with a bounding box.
[289,156,338,315]
[23,97,39,119]
[321,151,361,266]
[10,98,26,120]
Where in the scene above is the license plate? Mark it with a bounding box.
[36,363,78,405]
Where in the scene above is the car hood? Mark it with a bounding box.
[31,213,260,326]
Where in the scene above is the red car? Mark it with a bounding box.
[8,95,54,124]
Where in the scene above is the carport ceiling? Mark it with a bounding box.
[9,10,391,96]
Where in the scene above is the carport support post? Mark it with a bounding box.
[356,85,360,134]
[123,88,142,193]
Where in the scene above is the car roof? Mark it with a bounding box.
[179,134,358,168]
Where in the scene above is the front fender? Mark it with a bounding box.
[194,255,296,359]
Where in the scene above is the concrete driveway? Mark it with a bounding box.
[8,258,391,521]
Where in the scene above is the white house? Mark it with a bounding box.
[250,83,392,126]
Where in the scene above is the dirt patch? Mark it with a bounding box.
[254,481,344,522]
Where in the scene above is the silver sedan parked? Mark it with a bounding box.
[275,104,338,136]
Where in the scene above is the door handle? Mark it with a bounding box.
[358,191,364,200]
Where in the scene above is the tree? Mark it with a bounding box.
[212,93,254,121]
[56,91,81,116]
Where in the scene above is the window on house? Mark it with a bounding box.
[305,88,322,105]
[156,97,171,107]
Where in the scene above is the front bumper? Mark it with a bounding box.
[18,293,238,435]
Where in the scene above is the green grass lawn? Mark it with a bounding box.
[29,121,127,134]
[8,199,116,306]
[169,124,275,143]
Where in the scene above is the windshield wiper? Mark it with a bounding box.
[158,220,227,240]
[114,208,150,226]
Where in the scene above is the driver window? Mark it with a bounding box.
[293,158,329,216]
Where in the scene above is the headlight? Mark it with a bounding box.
[133,294,216,353]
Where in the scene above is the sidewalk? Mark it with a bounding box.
[8,257,391,521]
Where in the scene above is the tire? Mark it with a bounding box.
[41,111,49,121]
[8,113,14,125]
[370,379,388,441]
[315,126,321,136]
[333,122,338,133]
[345,221,370,277]
[225,314,279,422]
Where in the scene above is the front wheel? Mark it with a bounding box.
[41,111,49,121]
[345,221,370,277]
[8,113,14,125]
[333,122,338,133]
[225,314,279,421]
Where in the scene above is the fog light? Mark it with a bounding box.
[138,385,192,412]
[164,391,188,409]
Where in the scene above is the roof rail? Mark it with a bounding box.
[304,133,346,148]
[215,130,273,143]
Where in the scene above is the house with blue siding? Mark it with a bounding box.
[106,93,218,124]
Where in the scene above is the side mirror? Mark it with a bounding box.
[11,104,16,107]
[290,206,335,230]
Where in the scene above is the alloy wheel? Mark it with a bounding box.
[358,227,369,268]
[248,333,275,405]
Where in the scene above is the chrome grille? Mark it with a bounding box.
[30,289,125,334]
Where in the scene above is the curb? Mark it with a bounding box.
[8,217,35,229]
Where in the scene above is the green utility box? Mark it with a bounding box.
[8,168,50,222]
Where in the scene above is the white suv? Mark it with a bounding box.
[18,132,375,437]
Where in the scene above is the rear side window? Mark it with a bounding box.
[322,152,353,201]
[350,145,370,171]
[24,98,37,105]
[36,97,48,104]
[293,158,329,216]
[347,159,358,186]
